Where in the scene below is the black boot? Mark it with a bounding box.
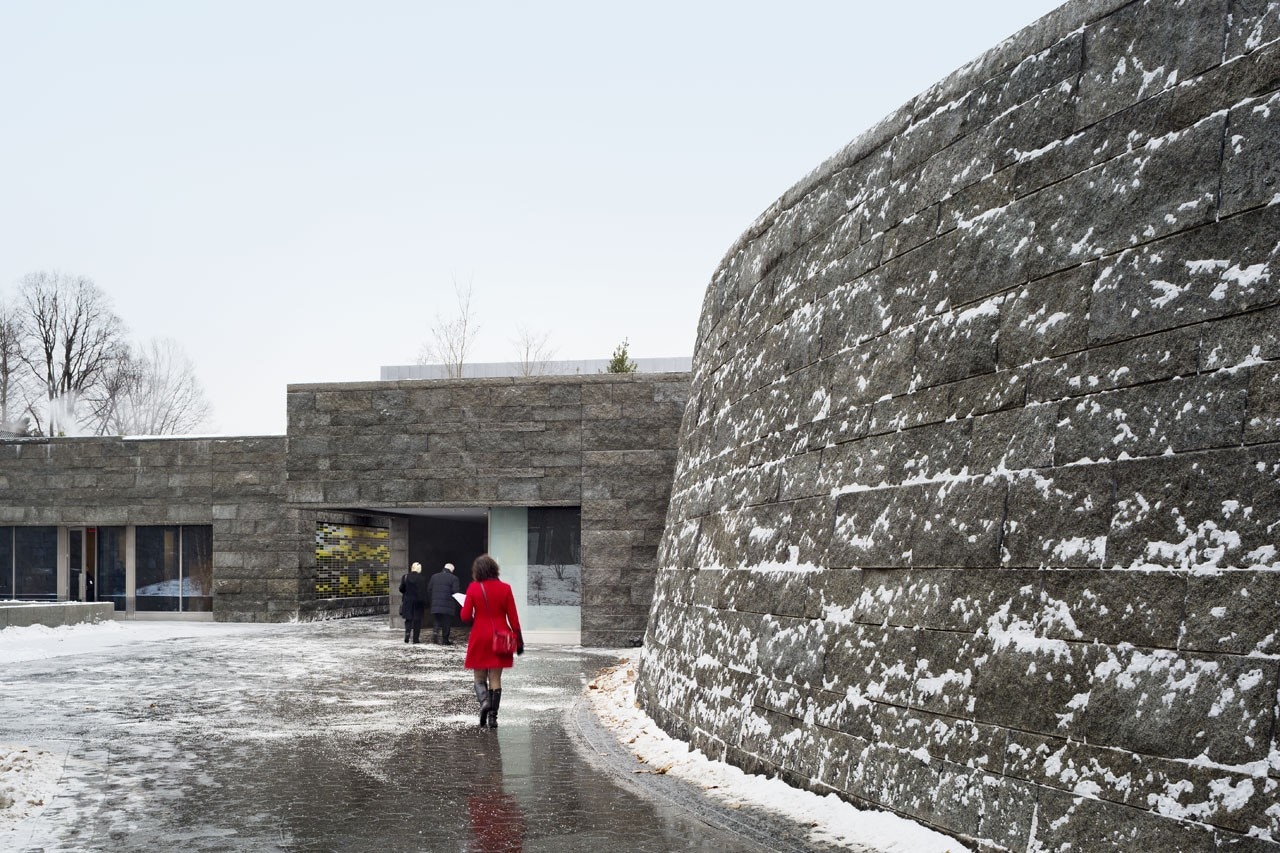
[473,681,491,727]
[487,688,501,728]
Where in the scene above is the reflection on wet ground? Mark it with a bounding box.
[2,618,776,852]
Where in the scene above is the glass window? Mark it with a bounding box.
[15,527,57,600]
[135,524,213,613]
[0,527,12,598]
[181,526,213,612]
[527,507,581,607]
[136,525,180,612]
[97,527,127,612]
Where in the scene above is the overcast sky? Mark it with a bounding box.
[1,1,1064,436]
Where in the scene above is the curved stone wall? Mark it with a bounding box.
[637,0,1280,849]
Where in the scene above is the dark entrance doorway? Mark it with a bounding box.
[407,511,487,591]
[407,510,487,639]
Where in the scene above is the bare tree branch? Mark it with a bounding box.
[511,324,556,377]
[416,277,479,379]
[16,271,128,435]
[97,338,213,436]
[0,298,29,434]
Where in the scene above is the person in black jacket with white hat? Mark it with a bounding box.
[427,562,461,645]
[399,562,429,644]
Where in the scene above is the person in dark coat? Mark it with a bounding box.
[399,562,429,644]
[459,554,523,727]
[427,562,461,644]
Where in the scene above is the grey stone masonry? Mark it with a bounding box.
[287,373,689,646]
[0,435,305,622]
[637,0,1280,851]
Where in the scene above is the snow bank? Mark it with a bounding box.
[586,656,972,853]
[0,747,62,832]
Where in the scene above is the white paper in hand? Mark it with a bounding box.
[452,592,466,606]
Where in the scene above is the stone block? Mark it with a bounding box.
[1222,89,1280,216]
[829,487,916,569]
[1184,569,1280,656]
[1076,0,1228,127]
[846,568,1033,635]
[937,202,1038,309]
[912,301,1000,390]
[719,570,821,620]
[878,703,1006,774]
[909,478,1007,569]
[1084,647,1278,765]
[777,450,822,502]
[904,628,987,718]
[972,772,1041,852]
[966,404,1058,472]
[1091,206,1280,346]
[1226,0,1280,60]
[1055,371,1248,464]
[752,617,824,691]
[1109,448,1280,571]
[1039,568,1186,648]
[823,623,926,709]
[1247,362,1280,444]
[972,635,1100,740]
[844,477,1004,571]
[1027,322,1202,405]
[1203,304,1280,373]
[980,60,1082,174]
[1026,112,1224,282]
[998,263,1094,370]
[893,85,986,180]
[1003,463,1115,568]
[928,760,987,841]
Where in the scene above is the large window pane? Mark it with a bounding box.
[527,507,581,607]
[97,527,127,612]
[0,527,12,599]
[136,525,180,612]
[15,527,57,600]
[181,525,213,612]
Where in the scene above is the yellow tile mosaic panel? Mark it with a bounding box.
[314,522,390,598]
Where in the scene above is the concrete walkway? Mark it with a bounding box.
[1,617,843,852]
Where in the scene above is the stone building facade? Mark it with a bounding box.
[636,0,1280,850]
[0,372,688,645]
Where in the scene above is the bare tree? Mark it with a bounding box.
[511,324,556,376]
[16,271,129,436]
[96,338,213,436]
[0,298,29,434]
[417,278,479,379]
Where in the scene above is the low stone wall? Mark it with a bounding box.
[0,602,115,629]
[638,0,1280,850]
[297,596,388,621]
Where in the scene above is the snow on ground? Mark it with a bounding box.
[0,619,270,666]
[0,747,62,830]
[0,620,276,833]
[585,656,973,853]
[2,621,970,851]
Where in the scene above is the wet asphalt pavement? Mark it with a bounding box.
[0,618,833,852]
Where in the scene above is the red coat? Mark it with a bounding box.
[460,579,522,669]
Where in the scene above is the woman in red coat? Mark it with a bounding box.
[460,554,523,727]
